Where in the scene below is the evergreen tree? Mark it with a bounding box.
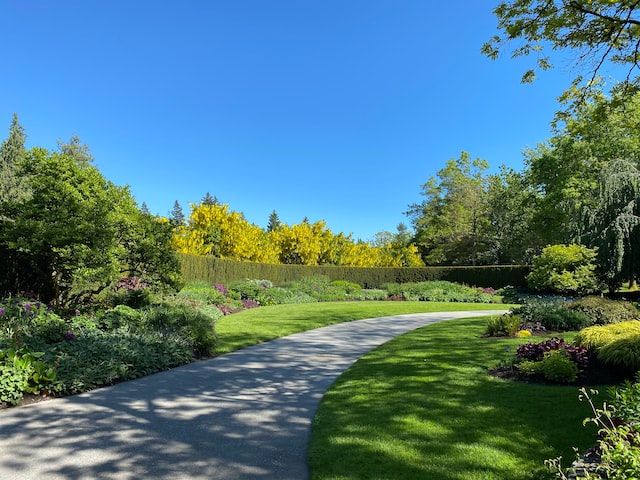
[141,201,151,215]
[0,113,28,204]
[583,159,640,292]
[170,200,185,226]
[201,192,218,206]
[267,210,281,232]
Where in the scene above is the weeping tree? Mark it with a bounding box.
[583,159,640,292]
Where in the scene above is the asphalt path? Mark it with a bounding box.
[0,310,507,480]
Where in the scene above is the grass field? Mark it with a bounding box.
[307,316,599,480]
[214,301,511,354]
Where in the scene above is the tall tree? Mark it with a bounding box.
[0,113,28,204]
[521,88,640,245]
[200,192,218,206]
[170,200,185,226]
[267,210,281,232]
[583,159,640,292]
[486,166,539,263]
[483,0,640,98]
[140,201,151,215]
[407,152,491,265]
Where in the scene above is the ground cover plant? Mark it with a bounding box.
[0,278,508,406]
[308,316,604,480]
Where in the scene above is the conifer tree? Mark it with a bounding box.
[267,210,281,232]
[141,201,151,215]
[170,200,185,226]
[201,192,218,206]
[0,113,28,204]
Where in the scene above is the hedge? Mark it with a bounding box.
[178,254,529,289]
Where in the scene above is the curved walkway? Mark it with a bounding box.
[0,310,506,480]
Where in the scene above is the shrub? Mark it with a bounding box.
[516,337,589,368]
[178,281,228,305]
[566,296,640,325]
[357,289,388,301]
[609,377,640,424]
[598,333,640,371]
[516,329,532,338]
[538,350,579,383]
[512,300,590,331]
[382,281,493,303]
[329,280,362,296]
[526,244,602,295]
[96,305,143,330]
[227,279,273,300]
[53,329,192,395]
[486,313,522,337]
[575,321,640,352]
[141,302,217,356]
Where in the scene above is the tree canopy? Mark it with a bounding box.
[483,0,640,97]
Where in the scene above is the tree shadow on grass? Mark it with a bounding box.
[309,318,603,480]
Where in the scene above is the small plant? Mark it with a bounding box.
[540,350,579,383]
[486,313,522,337]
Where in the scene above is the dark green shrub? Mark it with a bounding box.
[566,296,640,325]
[53,329,192,395]
[526,244,602,295]
[96,305,143,330]
[513,300,591,331]
[141,302,216,356]
[598,333,640,371]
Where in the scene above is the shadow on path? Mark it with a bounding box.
[0,310,506,480]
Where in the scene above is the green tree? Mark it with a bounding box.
[583,159,640,292]
[522,89,640,246]
[407,152,491,265]
[486,166,539,263]
[267,210,281,232]
[0,148,121,304]
[483,0,640,95]
[170,200,185,226]
[57,134,94,164]
[0,113,29,205]
[140,201,151,215]
[0,147,182,305]
[200,192,218,206]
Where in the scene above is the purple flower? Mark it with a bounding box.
[75,309,81,316]
[65,332,76,340]
[24,303,32,311]
[0,307,5,317]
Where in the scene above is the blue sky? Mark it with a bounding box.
[0,1,612,241]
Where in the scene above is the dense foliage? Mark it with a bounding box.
[173,202,424,267]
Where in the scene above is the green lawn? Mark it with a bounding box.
[214,301,511,354]
[308,316,601,480]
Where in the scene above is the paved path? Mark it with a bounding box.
[0,310,506,480]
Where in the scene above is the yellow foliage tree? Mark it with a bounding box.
[173,202,424,267]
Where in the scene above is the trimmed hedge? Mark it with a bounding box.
[178,254,529,289]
